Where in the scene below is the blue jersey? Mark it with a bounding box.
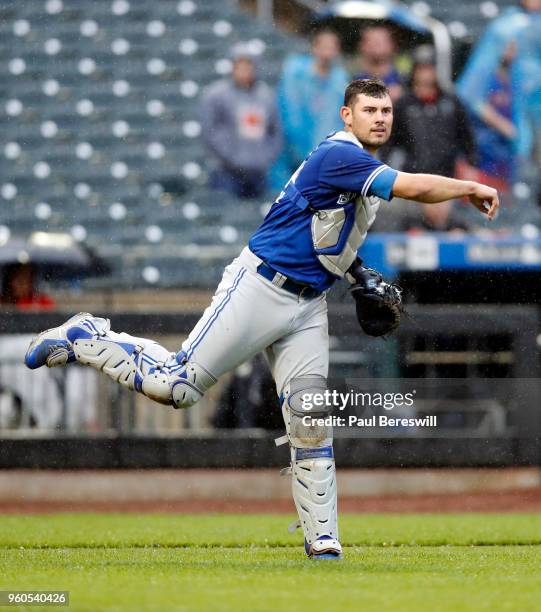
[249,131,397,292]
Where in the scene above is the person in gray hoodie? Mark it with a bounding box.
[200,45,283,198]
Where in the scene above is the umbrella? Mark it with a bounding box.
[309,0,453,89]
[0,232,111,281]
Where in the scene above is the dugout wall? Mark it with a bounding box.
[0,305,539,468]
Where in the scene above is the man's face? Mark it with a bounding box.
[412,64,438,98]
[340,93,393,150]
[312,32,341,64]
[232,58,256,88]
[359,27,395,63]
[522,0,541,12]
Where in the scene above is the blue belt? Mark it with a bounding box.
[256,262,321,299]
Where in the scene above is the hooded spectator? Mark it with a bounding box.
[273,29,349,185]
[201,44,283,198]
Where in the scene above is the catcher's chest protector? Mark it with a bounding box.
[311,193,381,278]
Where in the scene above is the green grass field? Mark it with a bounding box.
[1,513,540,612]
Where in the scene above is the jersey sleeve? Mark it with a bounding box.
[319,143,397,200]
[367,167,397,201]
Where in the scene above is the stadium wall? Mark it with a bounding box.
[1,305,539,468]
[1,467,540,511]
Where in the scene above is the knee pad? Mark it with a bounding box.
[282,376,333,448]
[142,360,216,409]
[278,377,338,545]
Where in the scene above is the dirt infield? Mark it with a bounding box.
[1,468,540,514]
[2,488,541,514]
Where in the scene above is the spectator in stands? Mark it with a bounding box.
[354,25,403,101]
[457,42,517,193]
[512,2,541,207]
[457,0,541,188]
[200,44,282,199]
[0,264,55,310]
[388,47,475,177]
[459,42,515,190]
[273,28,349,185]
[384,48,475,233]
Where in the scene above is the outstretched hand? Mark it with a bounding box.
[468,183,499,220]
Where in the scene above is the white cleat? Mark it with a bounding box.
[306,536,343,559]
[24,312,96,369]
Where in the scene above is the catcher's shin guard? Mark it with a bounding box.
[72,336,147,394]
[293,446,340,556]
[70,325,216,408]
[278,378,341,558]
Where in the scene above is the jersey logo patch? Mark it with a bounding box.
[337,192,355,205]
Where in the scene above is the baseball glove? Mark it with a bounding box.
[346,259,403,337]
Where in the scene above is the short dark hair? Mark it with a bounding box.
[344,79,390,107]
[310,27,339,43]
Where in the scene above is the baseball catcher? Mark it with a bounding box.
[25,79,499,561]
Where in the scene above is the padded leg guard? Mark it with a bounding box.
[73,338,144,393]
[73,338,217,408]
[280,378,340,556]
[292,446,339,547]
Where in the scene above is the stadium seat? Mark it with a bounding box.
[0,0,315,287]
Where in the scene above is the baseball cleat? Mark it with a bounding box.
[24,312,96,370]
[305,536,343,560]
